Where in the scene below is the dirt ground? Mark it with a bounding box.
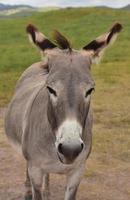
[0,108,130,200]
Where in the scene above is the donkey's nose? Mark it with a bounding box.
[58,141,84,162]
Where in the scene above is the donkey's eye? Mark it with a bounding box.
[47,86,57,97]
[85,88,94,97]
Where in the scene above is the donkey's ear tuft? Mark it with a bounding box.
[26,24,57,52]
[53,30,71,50]
[82,23,123,64]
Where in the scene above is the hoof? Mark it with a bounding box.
[25,194,32,200]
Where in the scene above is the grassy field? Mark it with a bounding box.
[0,7,130,199]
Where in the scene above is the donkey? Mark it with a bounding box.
[5,23,122,200]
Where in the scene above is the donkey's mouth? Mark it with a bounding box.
[57,152,75,165]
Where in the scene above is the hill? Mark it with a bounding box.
[0,3,33,10]
[0,3,36,17]
[0,3,60,17]
[123,4,130,9]
[1,3,129,18]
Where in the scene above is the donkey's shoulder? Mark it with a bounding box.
[15,61,48,91]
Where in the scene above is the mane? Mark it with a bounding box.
[53,30,72,51]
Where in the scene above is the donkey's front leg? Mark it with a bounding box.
[25,165,32,200]
[42,174,50,200]
[28,166,43,200]
[64,165,85,200]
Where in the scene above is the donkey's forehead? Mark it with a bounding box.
[48,50,91,73]
[47,51,94,86]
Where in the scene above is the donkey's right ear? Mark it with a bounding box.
[26,24,57,52]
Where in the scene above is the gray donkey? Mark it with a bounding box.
[5,23,122,200]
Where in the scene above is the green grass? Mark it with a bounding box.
[0,7,130,174]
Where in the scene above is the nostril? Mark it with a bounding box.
[81,143,84,151]
[58,143,63,154]
[73,143,84,158]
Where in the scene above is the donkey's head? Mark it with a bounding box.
[27,23,122,164]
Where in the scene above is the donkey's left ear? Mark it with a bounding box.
[26,24,57,52]
[82,23,122,63]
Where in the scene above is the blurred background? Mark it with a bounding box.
[0,0,130,200]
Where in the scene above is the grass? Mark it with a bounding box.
[0,7,130,180]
